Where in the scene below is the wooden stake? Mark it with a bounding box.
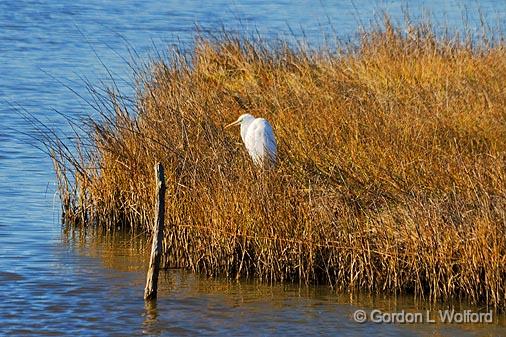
[144,162,166,300]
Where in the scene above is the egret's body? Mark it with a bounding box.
[226,113,277,166]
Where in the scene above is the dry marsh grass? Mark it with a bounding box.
[50,20,506,309]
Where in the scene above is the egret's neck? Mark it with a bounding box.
[240,115,255,143]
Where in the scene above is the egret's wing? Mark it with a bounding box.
[261,120,277,162]
[244,118,277,165]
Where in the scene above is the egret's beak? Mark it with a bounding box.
[224,118,241,129]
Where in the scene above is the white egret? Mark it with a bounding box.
[225,113,277,166]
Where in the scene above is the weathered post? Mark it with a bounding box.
[144,162,166,301]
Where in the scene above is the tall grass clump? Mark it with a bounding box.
[50,19,506,309]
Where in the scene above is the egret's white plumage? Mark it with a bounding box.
[225,113,277,166]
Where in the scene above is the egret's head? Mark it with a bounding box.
[225,113,255,128]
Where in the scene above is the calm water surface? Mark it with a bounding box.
[0,1,505,336]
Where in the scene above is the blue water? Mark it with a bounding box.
[0,1,505,336]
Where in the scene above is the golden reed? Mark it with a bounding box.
[50,19,506,309]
